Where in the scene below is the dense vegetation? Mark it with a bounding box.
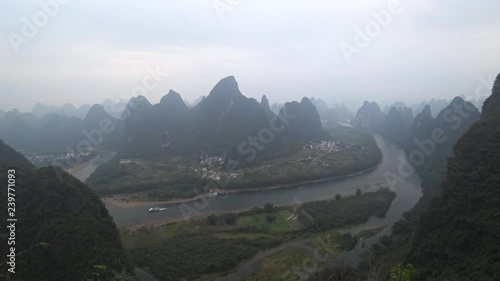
[338,76,500,281]
[408,74,500,281]
[331,97,481,280]
[299,189,396,231]
[0,139,35,170]
[132,233,280,280]
[0,141,134,281]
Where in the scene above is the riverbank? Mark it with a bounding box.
[66,154,101,175]
[102,157,383,209]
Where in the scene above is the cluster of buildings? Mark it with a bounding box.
[119,159,142,165]
[193,155,241,181]
[303,140,341,151]
[303,140,367,153]
[301,140,370,167]
[25,152,92,166]
[193,155,224,180]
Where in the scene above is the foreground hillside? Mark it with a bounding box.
[0,139,35,170]
[0,140,135,281]
[408,74,500,280]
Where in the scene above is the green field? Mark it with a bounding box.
[87,127,382,201]
[235,210,303,232]
[356,225,387,239]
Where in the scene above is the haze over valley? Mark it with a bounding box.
[1,1,499,281]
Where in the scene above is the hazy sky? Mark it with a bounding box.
[1,0,499,112]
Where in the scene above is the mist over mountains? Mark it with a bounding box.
[1,75,477,156]
[1,74,498,281]
[1,0,499,279]
[120,76,329,163]
[352,97,480,148]
[0,77,326,155]
[351,96,481,206]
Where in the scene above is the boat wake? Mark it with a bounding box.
[148,207,168,213]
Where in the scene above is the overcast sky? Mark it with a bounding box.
[1,0,499,112]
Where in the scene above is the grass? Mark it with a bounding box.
[356,225,388,239]
[120,210,297,251]
[307,229,344,258]
[120,221,198,250]
[252,228,360,280]
[253,249,314,281]
[299,189,396,231]
[236,210,302,232]
[212,233,275,240]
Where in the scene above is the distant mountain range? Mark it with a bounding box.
[120,76,326,159]
[309,97,355,125]
[0,77,335,154]
[384,96,486,118]
[1,77,483,157]
[352,96,480,204]
[351,101,386,133]
[31,102,91,119]
[352,97,480,151]
[0,104,122,152]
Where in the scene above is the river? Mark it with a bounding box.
[73,135,422,280]
[75,135,422,231]
[71,151,116,182]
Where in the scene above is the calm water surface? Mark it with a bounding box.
[75,135,422,229]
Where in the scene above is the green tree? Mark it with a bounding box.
[207,214,217,225]
[224,214,236,225]
[264,203,274,213]
[390,264,415,281]
[85,265,137,281]
[265,214,276,222]
[356,188,362,196]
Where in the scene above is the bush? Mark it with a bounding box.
[224,214,236,225]
[356,188,362,196]
[264,203,274,213]
[207,214,216,225]
[265,214,277,222]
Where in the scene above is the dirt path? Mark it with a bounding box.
[213,224,387,281]
[315,143,334,160]
[215,240,315,281]
[135,267,159,281]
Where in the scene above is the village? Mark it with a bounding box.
[192,155,241,181]
[190,139,369,180]
[24,151,94,167]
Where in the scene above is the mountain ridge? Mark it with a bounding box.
[408,74,500,281]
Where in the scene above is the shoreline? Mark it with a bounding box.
[102,156,383,209]
[119,183,389,232]
[66,154,101,175]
